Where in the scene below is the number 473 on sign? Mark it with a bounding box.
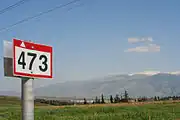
[13,39,53,79]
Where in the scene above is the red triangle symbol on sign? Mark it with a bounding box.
[20,42,26,48]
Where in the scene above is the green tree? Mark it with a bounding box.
[101,94,105,104]
[157,96,160,101]
[110,95,113,103]
[114,94,120,103]
[95,96,98,103]
[124,90,128,100]
[84,98,87,104]
[154,96,157,101]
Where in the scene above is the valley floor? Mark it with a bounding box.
[1,101,180,120]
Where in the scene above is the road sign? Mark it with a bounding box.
[13,39,53,78]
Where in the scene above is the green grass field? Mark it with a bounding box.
[0,96,180,120]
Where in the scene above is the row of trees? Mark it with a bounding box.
[84,90,129,104]
[85,90,180,104]
[35,90,180,106]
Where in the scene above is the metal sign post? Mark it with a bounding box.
[21,77,34,120]
[3,38,53,120]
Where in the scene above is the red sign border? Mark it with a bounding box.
[13,39,53,79]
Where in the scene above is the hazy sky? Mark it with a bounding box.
[0,0,180,92]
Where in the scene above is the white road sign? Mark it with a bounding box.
[13,39,53,78]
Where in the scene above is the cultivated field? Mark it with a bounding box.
[1,96,180,120]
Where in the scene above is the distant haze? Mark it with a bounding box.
[34,72,180,98]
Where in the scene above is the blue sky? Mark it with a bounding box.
[0,0,180,92]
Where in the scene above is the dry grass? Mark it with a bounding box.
[51,100,180,109]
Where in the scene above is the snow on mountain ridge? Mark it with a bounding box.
[131,71,180,76]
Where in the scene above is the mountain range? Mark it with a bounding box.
[0,91,20,97]
[34,71,180,98]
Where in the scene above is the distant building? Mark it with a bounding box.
[71,98,94,104]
